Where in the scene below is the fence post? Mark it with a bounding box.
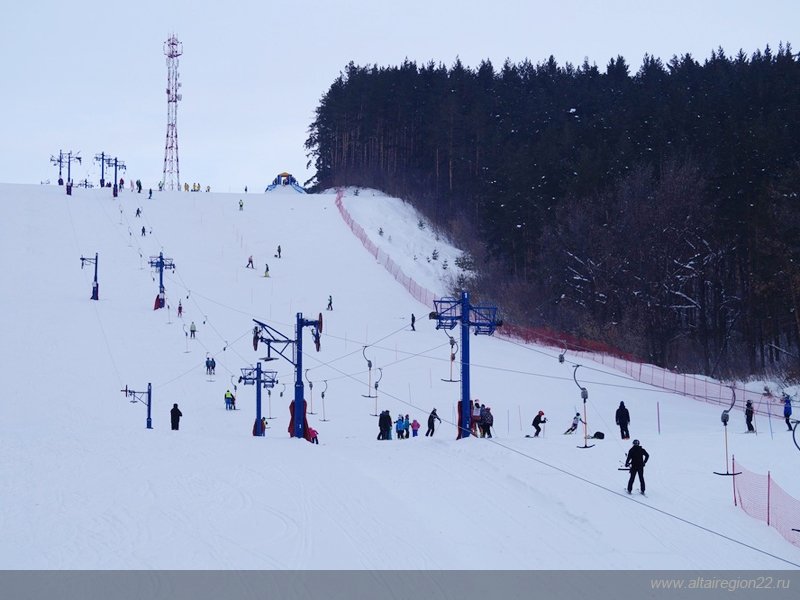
[767,470,771,526]
[657,401,661,435]
[732,455,737,506]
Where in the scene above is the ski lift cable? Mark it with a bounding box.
[476,436,800,568]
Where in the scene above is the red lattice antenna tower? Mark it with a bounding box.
[162,34,183,191]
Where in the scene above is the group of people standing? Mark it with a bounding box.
[470,400,494,438]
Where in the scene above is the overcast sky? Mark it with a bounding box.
[1,0,797,192]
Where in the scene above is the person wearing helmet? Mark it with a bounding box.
[531,411,547,437]
[625,439,649,495]
[564,412,584,435]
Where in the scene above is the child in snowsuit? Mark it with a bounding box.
[307,427,319,444]
[395,414,405,440]
[411,419,420,437]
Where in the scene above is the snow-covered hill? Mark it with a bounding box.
[1,182,798,569]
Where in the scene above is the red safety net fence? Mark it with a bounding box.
[334,189,788,423]
[733,458,800,548]
[335,190,438,308]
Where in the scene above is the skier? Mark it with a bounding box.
[784,394,793,431]
[625,439,649,495]
[425,408,441,437]
[239,199,244,211]
[745,400,755,433]
[135,207,141,217]
[170,403,183,430]
[205,357,212,375]
[276,245,281,259]
[189,321,197,339]
[120,177,124,189]
[253,417,266,436]
[177,300,183,318]
[564,412,584,434]
[141,226,146,237]
[615,401,631,439]
[411,418,421,437]
[531,411,547,437]
[411,313,416,331]
[244,186,248,193]
[224,389,235,410]
[246,255,254,269]
[210,357,216,375]
[264,263,270,278]
[327,295,333,311]
[148,188,152,199]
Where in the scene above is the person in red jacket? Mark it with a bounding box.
[307,427,319,444]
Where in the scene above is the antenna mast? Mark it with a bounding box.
[162,34,183,191]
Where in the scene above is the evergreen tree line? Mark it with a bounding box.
[305,45,800,378]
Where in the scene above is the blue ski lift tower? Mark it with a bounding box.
[429,291,501,438]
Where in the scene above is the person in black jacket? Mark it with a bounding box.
[625,439,649,494]
[426,408,441,437]
[615,401,631,439]
[531,411,546,437]
[170,403,183,431]
[745,400,755,433]
[377,410,391,440]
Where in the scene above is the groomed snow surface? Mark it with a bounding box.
[1,182,798,569]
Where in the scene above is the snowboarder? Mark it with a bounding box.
[177,300,183,318]
[625,439,649,494]
[170,403,182,430]
[411,418,420,437]
[745,400,755,433]
[189,321,197,338]
[615,401,631,439]
[411,313,416,331]
[531,411,547,437]
[239,199,244,211]
[276,245,281,258]
[246,255,254,268]
[425,408,441,437]
[564,412,584,434]
[784,394,793,431]
[224,389,235,410]
[327,295,333,311]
